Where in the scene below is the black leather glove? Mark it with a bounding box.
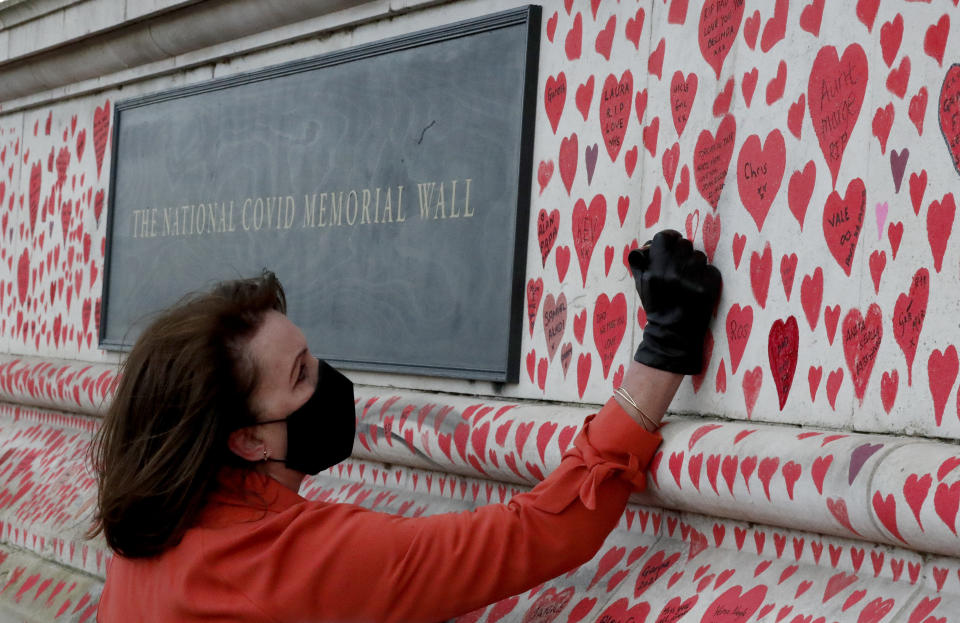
[628,229,722,374]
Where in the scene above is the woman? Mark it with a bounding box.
[92,229,720,622]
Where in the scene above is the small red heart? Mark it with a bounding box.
[575,75,594,121]
[648,38,665,79]
[799,0,824,36]
[732,233,747,269]
[712,78,734,117]
[880,14,903,67]
[923,13,949,66]
[787,94,805,139]
[765,60,786,104]
[741,68,758,107]
[565,13,582,61]
[743,10,760,50]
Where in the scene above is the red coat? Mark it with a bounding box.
[98,399,662,622]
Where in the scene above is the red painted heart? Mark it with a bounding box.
[939,64,960,166]
[822,177,866,276]
[737,130,786,232]
[842,303,883,403]
[698,0,745,79]
[808,44,868,187]
[593,293,627,379]
[599,71,633,162]
[670,71,698,137]
[892,268,929,386]
[694,114,737,210]
[768,316,799,410]
[572,195,605,286]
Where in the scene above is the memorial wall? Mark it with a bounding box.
[0,0,958,620]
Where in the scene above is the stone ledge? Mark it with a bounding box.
[0,544,102,622]
[2,354,959,561]
[0,400,958,621]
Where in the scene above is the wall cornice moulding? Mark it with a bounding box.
[0,0,448,109]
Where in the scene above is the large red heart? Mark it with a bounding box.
[694,114,737,209]
[939,64,960,175]
[593,293,627,379]
[654,595,698,623]
[670,71,698,137]
[597,599,650,623]
[808,44,869,188]
[544,73,567,134]
[737,130,786,232]
[822,178,866,276]
[701,585,767,622]
[599,71,633,162]
[768,316,799,410]
[634,550,681,596]
[892,268,929,386]
[698,0,745,79]
[521,586,574,623]
[842,303,883,402]
[542,293,567,362]
[536,209,559,266]
[572,195,605,286]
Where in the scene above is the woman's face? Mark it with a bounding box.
[238,310,319,485]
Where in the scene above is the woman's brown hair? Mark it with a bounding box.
[88,271,286,558]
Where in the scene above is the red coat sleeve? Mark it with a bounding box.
[205,398,662,623]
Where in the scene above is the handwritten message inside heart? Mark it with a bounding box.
[694,114,737,209]
[670,71,698,137]
[808,44,868,187]
[768,316,799,410]
[593,293,627,379]
[822,178,866,276]
[939,64,960,176]
[701,585,767,623]
[599,71,633,162]
[543,293,567,362]
[698,0,745,79]
[572,195,606,286]
[536,209,559,266]
[892,268,929,385]
[726,304,753,374]
[842,303,883,402]
[737,130,786,232]
[544,73,567,134]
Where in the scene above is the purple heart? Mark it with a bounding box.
[848,442,884,484]
[585,143,599,185]
[890,148,909,193]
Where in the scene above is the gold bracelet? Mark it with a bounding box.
[614,386,659,430]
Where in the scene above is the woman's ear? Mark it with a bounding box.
[227,426,266,462]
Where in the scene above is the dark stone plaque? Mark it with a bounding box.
[101,7,541,382]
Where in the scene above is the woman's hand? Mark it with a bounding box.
[628,229,722,375]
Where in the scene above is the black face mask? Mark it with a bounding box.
[249,359,356,475]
